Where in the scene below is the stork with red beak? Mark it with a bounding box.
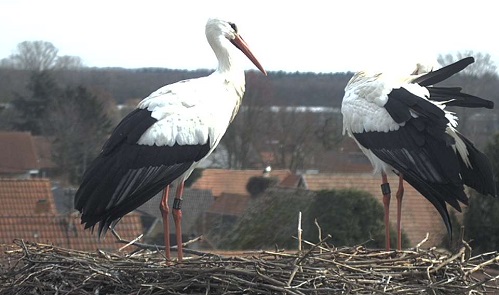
[75,18,267,260]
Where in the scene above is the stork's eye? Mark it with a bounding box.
[229,22,238,33]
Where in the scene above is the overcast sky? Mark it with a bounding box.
[1,0,497,74]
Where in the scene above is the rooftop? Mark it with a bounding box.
[0,132,39,174]
[0,178,144,252]
[191,168,293,197]
[302,173,459,247]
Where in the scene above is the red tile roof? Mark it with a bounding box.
[32,135,57,169]
[318,138,374,173]
[0,132,39,173]
[0,213,143,252]
[303,173,458,247]
[191,169,293,197]
[0,178,57,215]
[279,174,304,188]
[206,193,251,217]
[0,178,144,252]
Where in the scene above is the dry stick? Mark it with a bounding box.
[119,234,143,252]
[314,218,323,254]
[287,264,300,288]
[286,211,304,288]
[461,238,472,263]
[431,247,465,273]
[287,234,333,287]
[296,235,332,266]
[110,229,215,257]
[464,255,499,276]
[468,251,498,261]
[465,273,499,291]
[300,239,330,253]
[415,233,429,250]
[297,211,302,253]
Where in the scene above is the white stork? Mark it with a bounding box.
[75,18,267,260]
[341,57,496,250]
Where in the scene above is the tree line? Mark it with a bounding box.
[1,41,498,180]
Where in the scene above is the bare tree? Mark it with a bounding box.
[0,41,85,71]
[48,86,112,185]
[9,41,59,71]
[260,107,323,172]
[222,105,265,168]
[219,71,273,168]
[315,115,343,150]
[0,58,15,68]
[438,51,497,77]
[54,55,84,70]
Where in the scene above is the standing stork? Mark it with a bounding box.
[341,57,496,250]
[75,18,267,260]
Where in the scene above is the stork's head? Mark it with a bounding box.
[411,60,441,75]
[205,18,266,75]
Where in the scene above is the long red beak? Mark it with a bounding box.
[231,34,267,76]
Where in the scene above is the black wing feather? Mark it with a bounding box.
[353,119,467,235]
[385,88,449,126]
[74,108,211,236]
[411,56,494,109]
[412,57,474,86]
[427,87,494,109]
[455,132,497,197]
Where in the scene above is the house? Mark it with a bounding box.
[190,168,302,227]
[191,168,296,198]
[0,178,144,252]
[0,131,56,178]
[183,164,462,248]
[186,168,304,248]
[302,172,458,247]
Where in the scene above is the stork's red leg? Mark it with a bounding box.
[172,181,184,261]
[395,174,404,250]
[159,185,171,259]
[381,172,391,251]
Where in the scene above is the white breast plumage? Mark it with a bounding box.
[137,75,241,148]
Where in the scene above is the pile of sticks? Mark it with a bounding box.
[1,237,498,294]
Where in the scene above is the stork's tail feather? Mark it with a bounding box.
[427,87,494,109]
[412,56,495,110]
[412,57,474,86]
[456,132,497,198]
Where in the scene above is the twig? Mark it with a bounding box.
[431,247,465,273]
[297,211,302,253]
[112,232,215,257]
[415,233,429,250]
[314,218,323,254]
[118,234,143,252]
[464,255,499,276]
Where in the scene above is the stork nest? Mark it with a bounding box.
[1,236,499,294]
